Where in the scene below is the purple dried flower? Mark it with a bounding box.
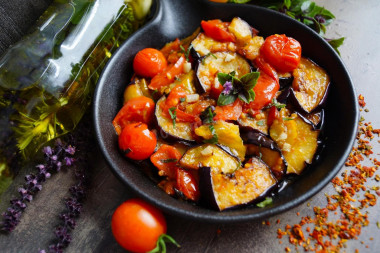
[65,146,75,155]
[64,157,74,166]
[222,81,233,95]
[65,198,82,216]
[60,213,76,229]
[43,146,53,156]
[18,188,33,202]
[51,155,58,161]
[54,226,72,246]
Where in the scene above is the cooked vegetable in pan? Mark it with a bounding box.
[112,17,330,211]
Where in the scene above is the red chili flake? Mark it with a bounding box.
[277,219,281,224]
[277,95,380,252]
[216,229,222,235]
[266,220,271,226]
[358,94,366,107]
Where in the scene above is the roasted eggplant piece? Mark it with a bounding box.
[245,144,287,180]
[269,112,320,175]
[191,33,232,57]
[297,109,324,131]
[227,17,253,43]
[238,111,269,135]
[194,121,246,161]
[155,96,196,143]
[200,157,276,211]
[195,51,251,93]
[290,57,330,113]
[179,144,240,172]
[241,129,287,179]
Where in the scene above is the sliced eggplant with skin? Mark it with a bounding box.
[155,96,196,143]
[269,111,320,175]
[191,33,233,57]
[194,121,246,161]
[290,57,330,113]
[238,111,269,135]
[296,110,324,131]
[245,144,287,180]
[195,51,251,93]
[227,17,253,44]
[179,144,240,172]
[200,157,277,211]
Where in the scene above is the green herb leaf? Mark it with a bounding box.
[160,158,178,163]
[168,107,177,128]
[180,97,186,103]
[240,72,260,90]
[256,197,273,208]
[270,98,286,109]
[283,117,294,121]
[200,106,216,124]
[217,93,238,106]
[203,124,218,144]
[328,37,345,55]
[257,120,265,126]
[228,0,251,3]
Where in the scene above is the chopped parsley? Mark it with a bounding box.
[168,107,177,128]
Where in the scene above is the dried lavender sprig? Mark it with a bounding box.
[0,140,76,233]
[43,114,93,253]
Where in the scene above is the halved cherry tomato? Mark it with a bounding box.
[160,38,181,59]
[201,19,236,42]
[133,48,167,78]
[118,122,156,160]
[111,199,167,252]
[210,81,224,99]
[165,84,189,107]
[150,144,182,179]
[261,34,302,73]
[254,55,278,83]
[248,71,279,110]
[176,168,200,202]
[149,55,186,90]
[112,96,155,135]
[214,99,243,121]
[267,105,279,127]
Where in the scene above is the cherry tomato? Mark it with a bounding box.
[150,144,182,179]
[165,84,189,107]
[133,48,167,78]
[248,71,279,110]
[214,99,243,121]
[201,19,236,42]
[176,168,200,202]
[261,34,302,73]
[267,105,279,127]
[118,123,156,160]
[111,199,166,253]
[112,96,155,135]
[148,55,186,90]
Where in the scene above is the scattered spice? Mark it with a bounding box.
[277,95,380,252]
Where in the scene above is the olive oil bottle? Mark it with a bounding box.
[0,0,152,193]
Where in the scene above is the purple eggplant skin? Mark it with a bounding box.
[279,76,293,90]
[199,159,277,211]
[296,109,325,131]
[154,96,197,145]
[241,130,279,151]
[193,58,207,94]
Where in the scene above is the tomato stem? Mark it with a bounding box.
[148,234,180,253]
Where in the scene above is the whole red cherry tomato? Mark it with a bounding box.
[261,34,301,73]
[112,96,155,135]
[111,198,179,253]
[133,48,167,78]
[118,122,156,160]
[201,19,236,42]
